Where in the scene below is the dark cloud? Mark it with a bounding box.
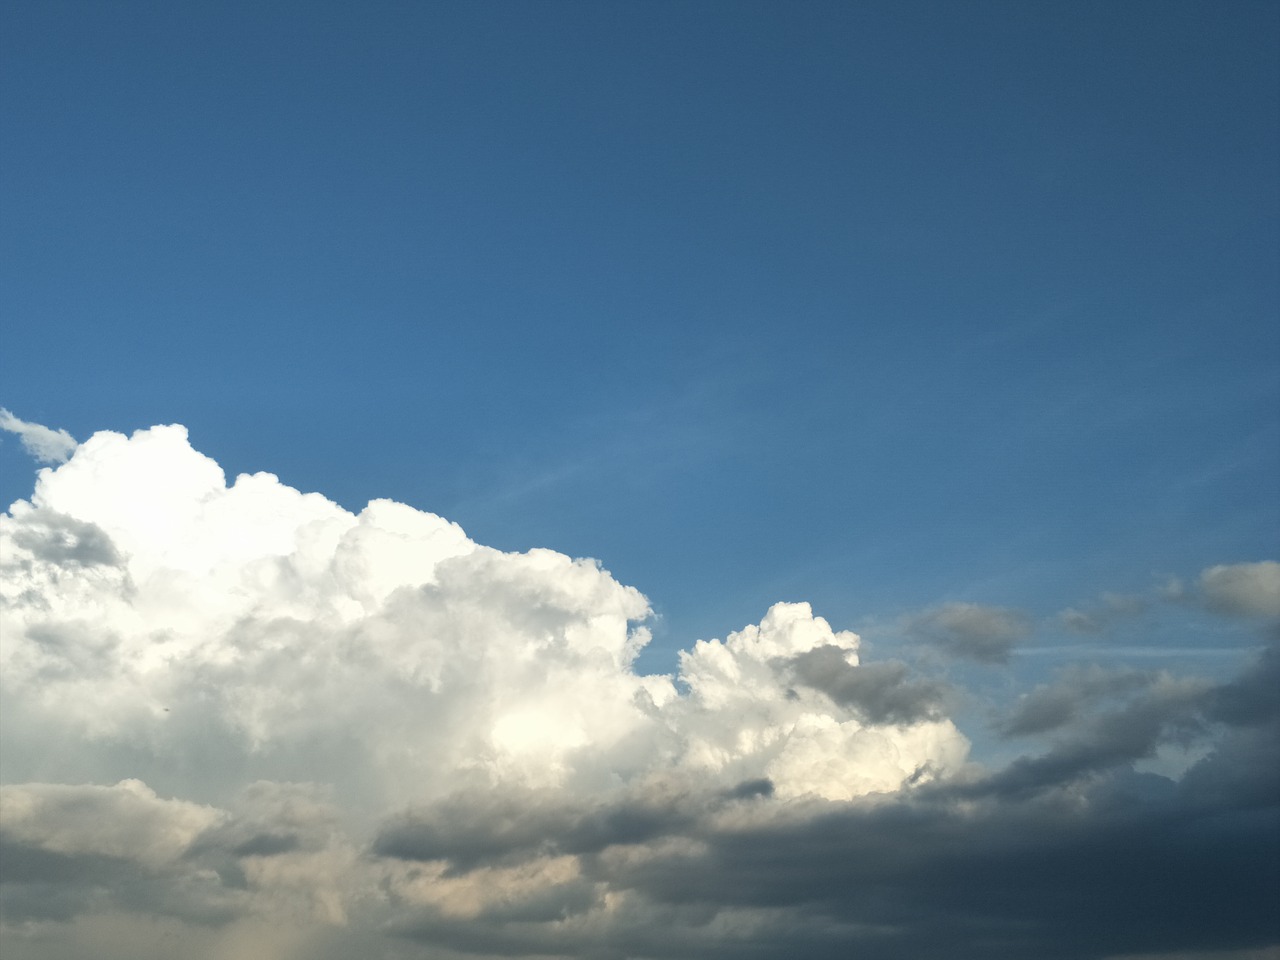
[596,776,1279,960]
[373,794,579,870]
[788,646,949,725]
[905,603,1031,664]
[973,692,1206,801]
[6,657,1278,960]
[723,778,774,800]
[0,780,351,935]
[373,782,736,872]
[997,666,1157,737]
[369,646,1280,959]
[0,838,242,928]
[9,511,122,569]
[1206,641,1280,728]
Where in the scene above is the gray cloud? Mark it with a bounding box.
[596,765,1279,960]
[371,778,771,873]
[367,648,1278,957]
[3,648,1276,960]
[788,645,949,725]
[8,511,122,568]
[972,675,1211,801]
[1206,640,1280,728]
[906,602,1032,664]
[998,666,1156,737]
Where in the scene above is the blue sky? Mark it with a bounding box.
[2,3,1279,957]
[4,1,1276,667]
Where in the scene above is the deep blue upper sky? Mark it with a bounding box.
[3,0,1277,668]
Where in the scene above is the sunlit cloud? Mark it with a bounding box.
[1,415,1276,959]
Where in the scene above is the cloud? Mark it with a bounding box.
[0,780,241,928]
[0,409,77,465]
[1,421,1276,959]
[592,761,1280,960]
[997,665,1155,737]
[1059,593,1149,634]
[906,602,1032,663]
[788,646,950,726]
[974,673,1213,800]
[0,780,222,866]
[0,779,358,933]
[1200,562,1280,619]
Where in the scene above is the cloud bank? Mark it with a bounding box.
[1,420,1276,959]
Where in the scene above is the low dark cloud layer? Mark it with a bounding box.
[361,643,1280,959]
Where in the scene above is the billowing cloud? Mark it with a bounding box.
[0,409,77,464]
[905,601,1032,663]
[0,424,964,813]
[1,421,1277,959]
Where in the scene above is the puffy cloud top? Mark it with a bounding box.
[1,423,966,815]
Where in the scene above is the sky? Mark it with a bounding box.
[1,2,1278,958]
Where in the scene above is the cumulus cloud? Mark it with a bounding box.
[1200,562,1280,619]
[906,602,1032,663]
[0,421,1276,959]
[0,426,962,810]
[0,409,77,464]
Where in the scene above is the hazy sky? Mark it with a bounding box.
[1,2,1277,958]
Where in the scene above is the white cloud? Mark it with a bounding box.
[0,424,966,810]
[3,421,1273,959]
[1200,561,1280,619]
[0,408,77,464]
[0,422,972,953]
[0,422,977,957]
